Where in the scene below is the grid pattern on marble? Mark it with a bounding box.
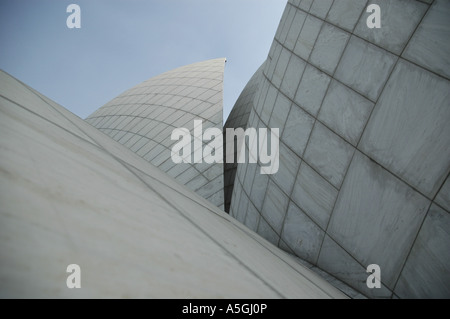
[229,0,450,298]
[86,58,226,209]
[223,63,265,212]
[0,69,348,299]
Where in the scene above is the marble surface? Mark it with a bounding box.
[318,80,374,146]
[292,162,338,229]
[86,58,226,209]
[309,23,350,75]
[261,180,289,234]
[435,177,450,212]
[294,15,323,60]
[269,92,291,136]
[227,0,450,298]
[394,204,450,298]
[270,143,300,195]
[281,54,306,99]
[328,151,430,288]
[281,202,325,263]
[354,0,427,55]
[303,122,355,188]
[309,0,333,19]
[402,0,450,79]
[285,10,307,51]
[295,64,331,116]
[359,60,450,198]
[317,236,392,298]
[281,104,315,155]
[335,36,397,101]
[0,70,346,299]
[326,0,367,32]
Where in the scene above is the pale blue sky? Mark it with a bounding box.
[0,0,286,121]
